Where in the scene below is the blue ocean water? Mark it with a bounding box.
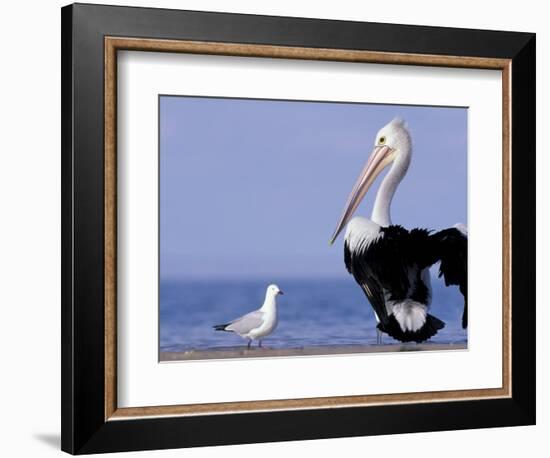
[160,277,467,352]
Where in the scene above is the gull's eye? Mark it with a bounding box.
[379,136,386,145]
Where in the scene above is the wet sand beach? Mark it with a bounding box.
[160,342,467,361]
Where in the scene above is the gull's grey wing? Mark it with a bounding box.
[226,310,265,334]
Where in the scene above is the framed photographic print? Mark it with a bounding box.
[61,3,536,454]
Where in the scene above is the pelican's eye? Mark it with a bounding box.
[378,136,386,145]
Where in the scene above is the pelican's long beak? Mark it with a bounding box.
[329,145,394,244]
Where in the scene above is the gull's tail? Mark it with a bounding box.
[213,323,231,332]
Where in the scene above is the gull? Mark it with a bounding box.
[213,284,284,348]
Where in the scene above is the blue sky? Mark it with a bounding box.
[160,96,467,280]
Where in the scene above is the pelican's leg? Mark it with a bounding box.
[258,340,263,348]
[374,312,382,345]
[247,340,252,349]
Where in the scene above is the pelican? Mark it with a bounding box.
[213,284,284,348]
[330,118,467,344]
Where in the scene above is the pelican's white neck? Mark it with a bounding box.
[371,151,410,227]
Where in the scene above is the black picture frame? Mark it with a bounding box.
[61,3,535,454]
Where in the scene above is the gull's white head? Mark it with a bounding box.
[267,284,284,297]
[330,118,412,244]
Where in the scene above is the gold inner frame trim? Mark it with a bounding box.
[104,36,512,421]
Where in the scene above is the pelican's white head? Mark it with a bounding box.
[330,118,412,243]
[373,118,412,170]
[266,284,284,297]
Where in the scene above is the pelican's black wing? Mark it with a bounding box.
[343,224,466,339]
[430,227,468,328]
[344,225,426,327]
[344,240,388,324]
